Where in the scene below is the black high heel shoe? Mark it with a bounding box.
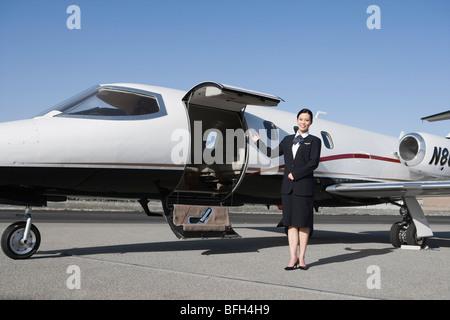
[297,259,309,270]
[284,262,299,271]
[298,265,309,270]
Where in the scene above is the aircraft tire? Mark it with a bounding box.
[405,222,427,248]
[1,221,41,259]
[389,223,405,248]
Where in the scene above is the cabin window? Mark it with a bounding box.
[263,121,278,140]
[205,131,218,149]
[321,131,334,149]
[59,89,160,118]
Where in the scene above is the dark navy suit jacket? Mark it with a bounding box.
[257,134,321,196]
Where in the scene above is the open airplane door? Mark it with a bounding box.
[162,82,282,239]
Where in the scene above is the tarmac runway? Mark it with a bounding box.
[0,210,449,302]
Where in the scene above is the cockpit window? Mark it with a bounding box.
[35,85,167,120]
[60,89,159,118]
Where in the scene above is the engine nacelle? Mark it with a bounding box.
[398,132,450,178]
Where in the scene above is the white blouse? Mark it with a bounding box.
[292,131,309,159]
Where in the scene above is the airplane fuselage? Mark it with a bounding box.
[1,82,448,259]
[0,83,428,209]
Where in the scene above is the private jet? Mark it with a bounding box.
[1,82,449,259]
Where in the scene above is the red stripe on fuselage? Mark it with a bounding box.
[245,153,400,177]
[320,153,400,164]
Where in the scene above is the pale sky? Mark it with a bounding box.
[0,0,449,137]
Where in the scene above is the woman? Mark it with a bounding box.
[250,109,321,270]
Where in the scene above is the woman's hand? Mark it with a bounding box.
[288,172,294,181]
[249,130,260,142]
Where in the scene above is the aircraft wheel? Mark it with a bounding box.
[405,222,427,248]
[389,222,406,248]
[1,221,41,259]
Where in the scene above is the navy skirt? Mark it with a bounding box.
[282,193,314,229]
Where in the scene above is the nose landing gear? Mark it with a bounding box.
[1,207,41,259]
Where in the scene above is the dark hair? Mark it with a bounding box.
[297,108,313,123]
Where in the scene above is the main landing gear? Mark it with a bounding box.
[1,207,41,259]
[389,197,433,248]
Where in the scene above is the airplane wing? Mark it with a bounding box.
[421,110,450,122]
[421,110,450,138]
[325,180,450,199]
[325,180,450,240]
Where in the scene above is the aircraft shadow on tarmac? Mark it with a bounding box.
[36,227,450,263]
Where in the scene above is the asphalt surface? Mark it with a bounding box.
[0,210,449,302]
